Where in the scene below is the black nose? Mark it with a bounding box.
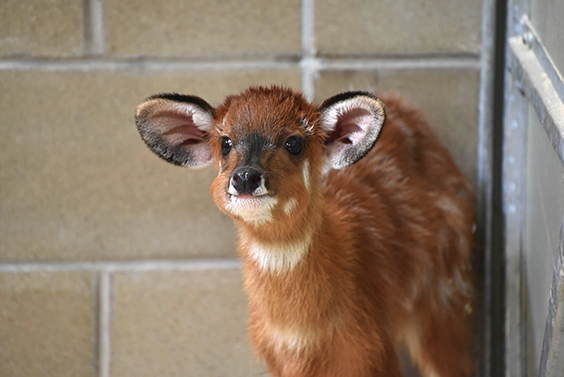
[231,167,263,195]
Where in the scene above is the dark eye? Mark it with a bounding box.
[285,135,303,156]
[221,137,232,157]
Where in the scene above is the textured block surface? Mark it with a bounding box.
[0,69,300,261]
[0,271,96,377]
[111,268,262,377]
[315,0,482,56]
[315,69,480,183]
[105,0,301,57]
[0,0,83,57]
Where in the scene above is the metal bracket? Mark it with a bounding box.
[509,19,564,165]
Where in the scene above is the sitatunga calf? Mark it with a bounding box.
[135,86,475,377]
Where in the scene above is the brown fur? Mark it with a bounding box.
[136,86,476,377]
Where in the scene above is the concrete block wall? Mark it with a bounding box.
[0,0,484,376]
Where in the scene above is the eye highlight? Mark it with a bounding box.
[285,135,303,156]
[221,137,232,157]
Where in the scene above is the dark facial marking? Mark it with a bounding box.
[237,132,273,168]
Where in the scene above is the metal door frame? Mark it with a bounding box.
[502,0,564,376]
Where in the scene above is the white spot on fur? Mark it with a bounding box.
[438,278,455,308]
[438,269,472,308]
[320,157,332,179]
[435,196,463,217]
[404,318,423,367]
[283,198,298,215]
[404,318,441,377]
[253,175,268,196]
[395,118,414,138]
[302,159,310,191]
[453,269,472,297]
[227,183,237,196]
[270,327,313,354]
[300,118,315,135]
[248,232,312,274]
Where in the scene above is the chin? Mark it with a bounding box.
[222,193,279,226]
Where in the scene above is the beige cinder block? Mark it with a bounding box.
[0,271,96,377]
[111,269,263,377]
[314,69,480,184]
[0,0,83,57]
[313,70,380,102]
[105,0,301,58]
[315,0,482,56]
[0,69,300,262]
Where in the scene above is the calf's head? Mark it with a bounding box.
[135,87,385,226]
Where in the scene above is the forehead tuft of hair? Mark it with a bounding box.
[216,86,316,133]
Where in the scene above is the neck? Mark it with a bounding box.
[237,193,324,274]
[237,195,354,340]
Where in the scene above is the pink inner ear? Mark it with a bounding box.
[326,108,370,144]
[153,111,208,146]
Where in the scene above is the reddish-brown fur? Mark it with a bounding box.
[135,86,475,377]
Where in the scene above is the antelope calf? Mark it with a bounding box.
[135,86,475,377]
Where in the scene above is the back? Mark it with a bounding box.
[323,94,475,346]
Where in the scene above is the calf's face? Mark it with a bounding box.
[208,90,323,226]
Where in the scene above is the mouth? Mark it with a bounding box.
[228,192,268,201]
[226,192,274,209]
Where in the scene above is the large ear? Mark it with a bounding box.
[320,91,386,170]
[135,93,215,168]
